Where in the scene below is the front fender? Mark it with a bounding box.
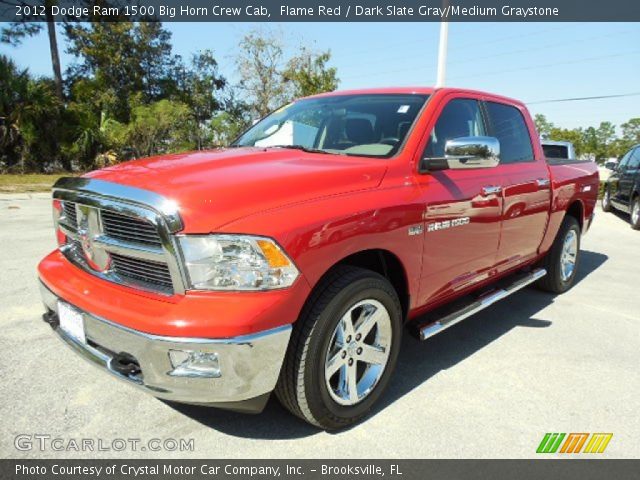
[218,188,425,307]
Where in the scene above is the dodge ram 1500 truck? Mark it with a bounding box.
[38,87,599,429]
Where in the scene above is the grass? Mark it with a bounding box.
[0,174,70,193]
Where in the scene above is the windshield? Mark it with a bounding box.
[232,94,429,158]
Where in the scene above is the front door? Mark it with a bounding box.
[416,96,503,305]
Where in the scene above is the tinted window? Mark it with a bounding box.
[485,102,534,163]
[618,149,634,169]
[628,149,640,169]
[424,99,486,158]
[542,144,568,159]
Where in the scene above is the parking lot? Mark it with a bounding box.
[1,192,638,459]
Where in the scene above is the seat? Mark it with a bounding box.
[345,118,375,145]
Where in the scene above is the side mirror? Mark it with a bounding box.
[604,161,616,170]
[421,136,500,171]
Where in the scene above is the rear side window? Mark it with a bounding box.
[485,102,534,164]
[424,99,486,158]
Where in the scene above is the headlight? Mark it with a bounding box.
[178,235,299,291]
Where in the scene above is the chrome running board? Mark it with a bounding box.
[414,268,547,341]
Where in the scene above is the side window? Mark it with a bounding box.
[424,99,486,158]
[485,102,534,164]
[628,148,640,169]
[618,149,634,169]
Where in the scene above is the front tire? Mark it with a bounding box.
[275,266,402,430]
[630,196,640,230]
[536,215,581,294]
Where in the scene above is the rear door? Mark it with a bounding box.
[483,101,552,272]
[415,95,503,305]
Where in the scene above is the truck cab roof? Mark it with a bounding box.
[305,87,526,107]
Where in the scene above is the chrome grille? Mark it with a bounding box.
[111,253,173,291]
[101,210,162,248]
[62,201,78,226]
[55,197,182,295]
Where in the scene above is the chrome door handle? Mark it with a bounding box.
[536,178,551,188]
[481,185,502,196]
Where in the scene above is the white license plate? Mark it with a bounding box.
[58,301,86,344]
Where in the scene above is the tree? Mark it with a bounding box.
[534,114,554,139]
[209,87,251,146]
[1,0,67,99]
[173,50,227,150]
[548,127,585,158]
[64,21,179,122]
[621,118,640,145]
[581,121,617,161]
[124,100,194,158]
[0,55,62,172]
[0,22,345,172]
[236,29,288,118]
[283,48,339,98]
[0,55,29,163]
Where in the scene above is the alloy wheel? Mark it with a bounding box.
[324,299,392,406]
[560,229,578,282]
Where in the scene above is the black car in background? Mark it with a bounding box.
[602,144,640,229]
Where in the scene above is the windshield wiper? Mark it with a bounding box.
[270,145,333,155]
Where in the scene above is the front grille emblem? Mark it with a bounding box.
[76,205,112,272]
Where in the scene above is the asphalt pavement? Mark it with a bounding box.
[1,192,638,458]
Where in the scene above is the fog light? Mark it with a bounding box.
[168,350,221,378]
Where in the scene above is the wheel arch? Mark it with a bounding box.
[565,199,585,232]
[311,249,411,322]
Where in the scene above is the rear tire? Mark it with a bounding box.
[275,265,402,430]
[601,187,612,212]
[631,196,640,230]
[536,215,581,294]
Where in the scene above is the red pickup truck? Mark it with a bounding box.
[39,87,599,429]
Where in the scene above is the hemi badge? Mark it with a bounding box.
[408,225,424,236]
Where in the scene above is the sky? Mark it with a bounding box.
[2,21,639,130]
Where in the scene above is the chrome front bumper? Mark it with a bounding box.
[39,282,291,411]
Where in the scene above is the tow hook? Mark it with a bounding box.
[109,352,142,377]
[42,311,59,329]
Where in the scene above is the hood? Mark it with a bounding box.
[85,148,387,232]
